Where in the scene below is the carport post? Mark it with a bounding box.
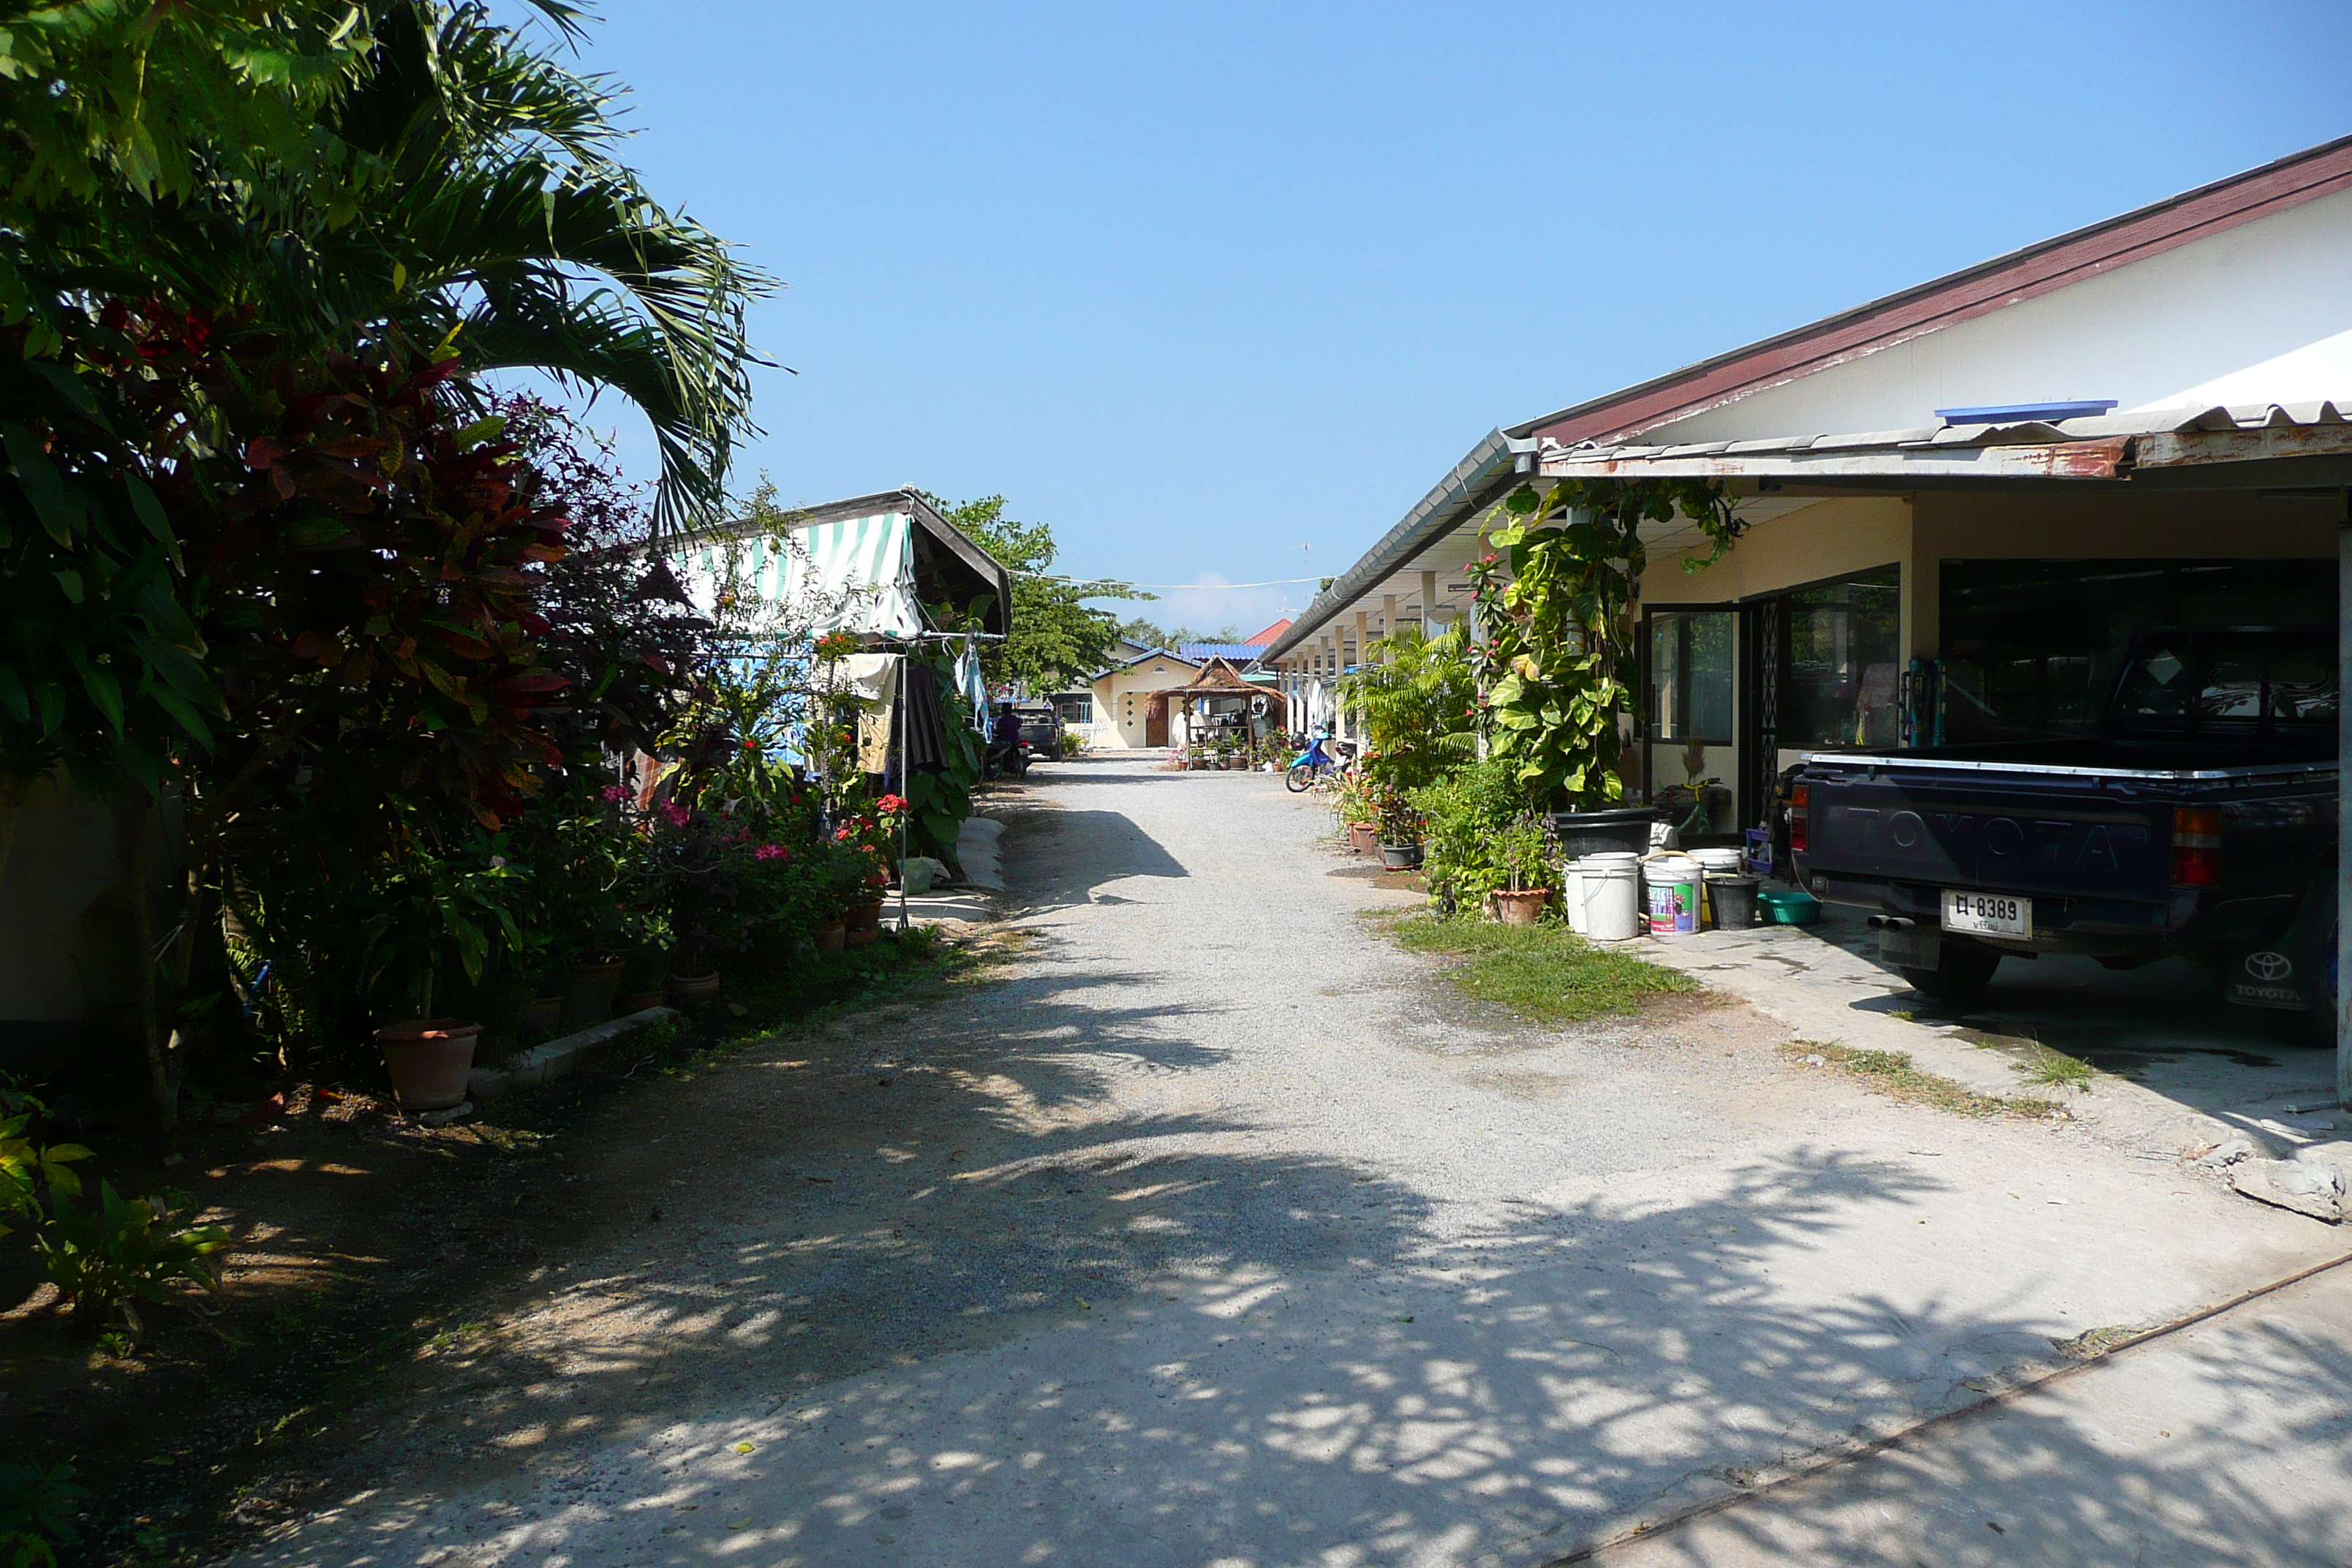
[2340,503,2351,1108]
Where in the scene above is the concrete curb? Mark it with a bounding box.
[467,1006,681,1103]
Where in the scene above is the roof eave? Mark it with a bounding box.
[1260,429,1532,664]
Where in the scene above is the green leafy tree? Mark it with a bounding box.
[1112,616,1240,650]
[1471,478,1743,810]
[1336,623,1476,791]
[930,495,1144,692]
[0,1,769,1123]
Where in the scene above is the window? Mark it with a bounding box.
[1779,567,1901,749]
[1940,559,2333,743]
[1055,695,1093,725]
[1648,611,1734,742]
[2114,628,2337,734]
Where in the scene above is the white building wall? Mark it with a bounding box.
[1646,184,2352,444]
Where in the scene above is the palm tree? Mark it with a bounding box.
[4,0,769,532]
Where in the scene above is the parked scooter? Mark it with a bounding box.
[1284,731,1358,793]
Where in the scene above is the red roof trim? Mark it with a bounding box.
[1515,135,2352,447]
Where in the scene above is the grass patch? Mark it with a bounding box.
[2022,1047,2095,1090]
[1784,1040,2059,1119]
[1381,912,1698,1024]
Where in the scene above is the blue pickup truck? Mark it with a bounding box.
[1792,627,2336,1029]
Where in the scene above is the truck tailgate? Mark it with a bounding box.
[1803,766,2170,902]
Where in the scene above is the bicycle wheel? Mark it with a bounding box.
[1285,763,1315,793]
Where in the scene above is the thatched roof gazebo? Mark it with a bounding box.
[1147,657,1289,769]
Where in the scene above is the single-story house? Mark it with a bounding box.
[1261,135,2352,829]
[1068,646,1207,750]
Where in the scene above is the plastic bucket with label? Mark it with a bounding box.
[1642,857,1702,935]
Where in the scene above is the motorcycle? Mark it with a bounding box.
[1284,731,1357,793]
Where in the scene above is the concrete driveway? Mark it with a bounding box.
[225,757,2352,1568]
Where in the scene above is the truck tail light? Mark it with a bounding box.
[1789,784,1809,853]
[2171,807,2222,889]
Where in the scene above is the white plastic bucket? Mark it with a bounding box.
[1581,865,1640,941]
[1561,862,1588,935]
[1642,857,1702,935]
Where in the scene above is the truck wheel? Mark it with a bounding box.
[1900,943,2002,1000]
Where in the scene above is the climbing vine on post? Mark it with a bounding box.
[1469,478,1744,810]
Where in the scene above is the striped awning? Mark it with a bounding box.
[779,511,922,638]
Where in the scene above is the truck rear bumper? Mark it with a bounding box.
[1806,871,2187,958]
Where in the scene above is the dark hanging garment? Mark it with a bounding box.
[902,658,950,776]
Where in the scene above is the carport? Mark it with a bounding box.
[1528,402,2351,1109]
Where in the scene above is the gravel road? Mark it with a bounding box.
[229,757,2349,1568]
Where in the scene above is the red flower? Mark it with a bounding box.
[877,794,909,814]
[755,843,790,862]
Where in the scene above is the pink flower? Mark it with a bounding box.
[658,802,691,827]
[600,784,629,802]
[755,843,789,862]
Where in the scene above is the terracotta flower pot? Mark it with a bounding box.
[523,996,562,1039]
[847,897,883,932]
[1492,888,1550,926]
[376,1019,482,1112]
[616,989,666,1014]
[816,921,848,953]
[1348,822,1380,856]
[668,973,721,1008]
[560,957,625,1033]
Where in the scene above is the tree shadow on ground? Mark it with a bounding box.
[217,940,2352,1568]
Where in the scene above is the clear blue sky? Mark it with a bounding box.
[517,1,2352,633]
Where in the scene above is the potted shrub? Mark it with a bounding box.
[1376,788,1424,870]
[360,841,528,1110]
[1488,819,1554,926]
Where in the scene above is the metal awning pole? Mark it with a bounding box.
[898,658,911,935]
[2338,500,2350,1108]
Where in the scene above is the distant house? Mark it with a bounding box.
[1177,617,1292,667]
[1068,646,1205,750]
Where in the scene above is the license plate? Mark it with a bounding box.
[1943,889,2030,938]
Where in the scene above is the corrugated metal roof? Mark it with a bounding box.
[1178,642,1273,661]
[1534,401,2352,485]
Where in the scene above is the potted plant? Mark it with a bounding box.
[361,840,528,1110]
[1488,819,1553,926]
[1376,787,1424,870]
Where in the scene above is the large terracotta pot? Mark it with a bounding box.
[1347,822,1380,856]
[560,957,625,1033]
[523,996,561,1039]
[616,989,666,1014]
[668,973,721,1008]
[376,1019,482,1111]
[1491,888,1550,927]
[816,921,847,952]
[847,897,883,930]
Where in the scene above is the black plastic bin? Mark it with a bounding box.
[1708,875,1760,929]
[1548,807,1659,859]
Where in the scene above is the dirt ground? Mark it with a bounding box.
[0,933,981,1565]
